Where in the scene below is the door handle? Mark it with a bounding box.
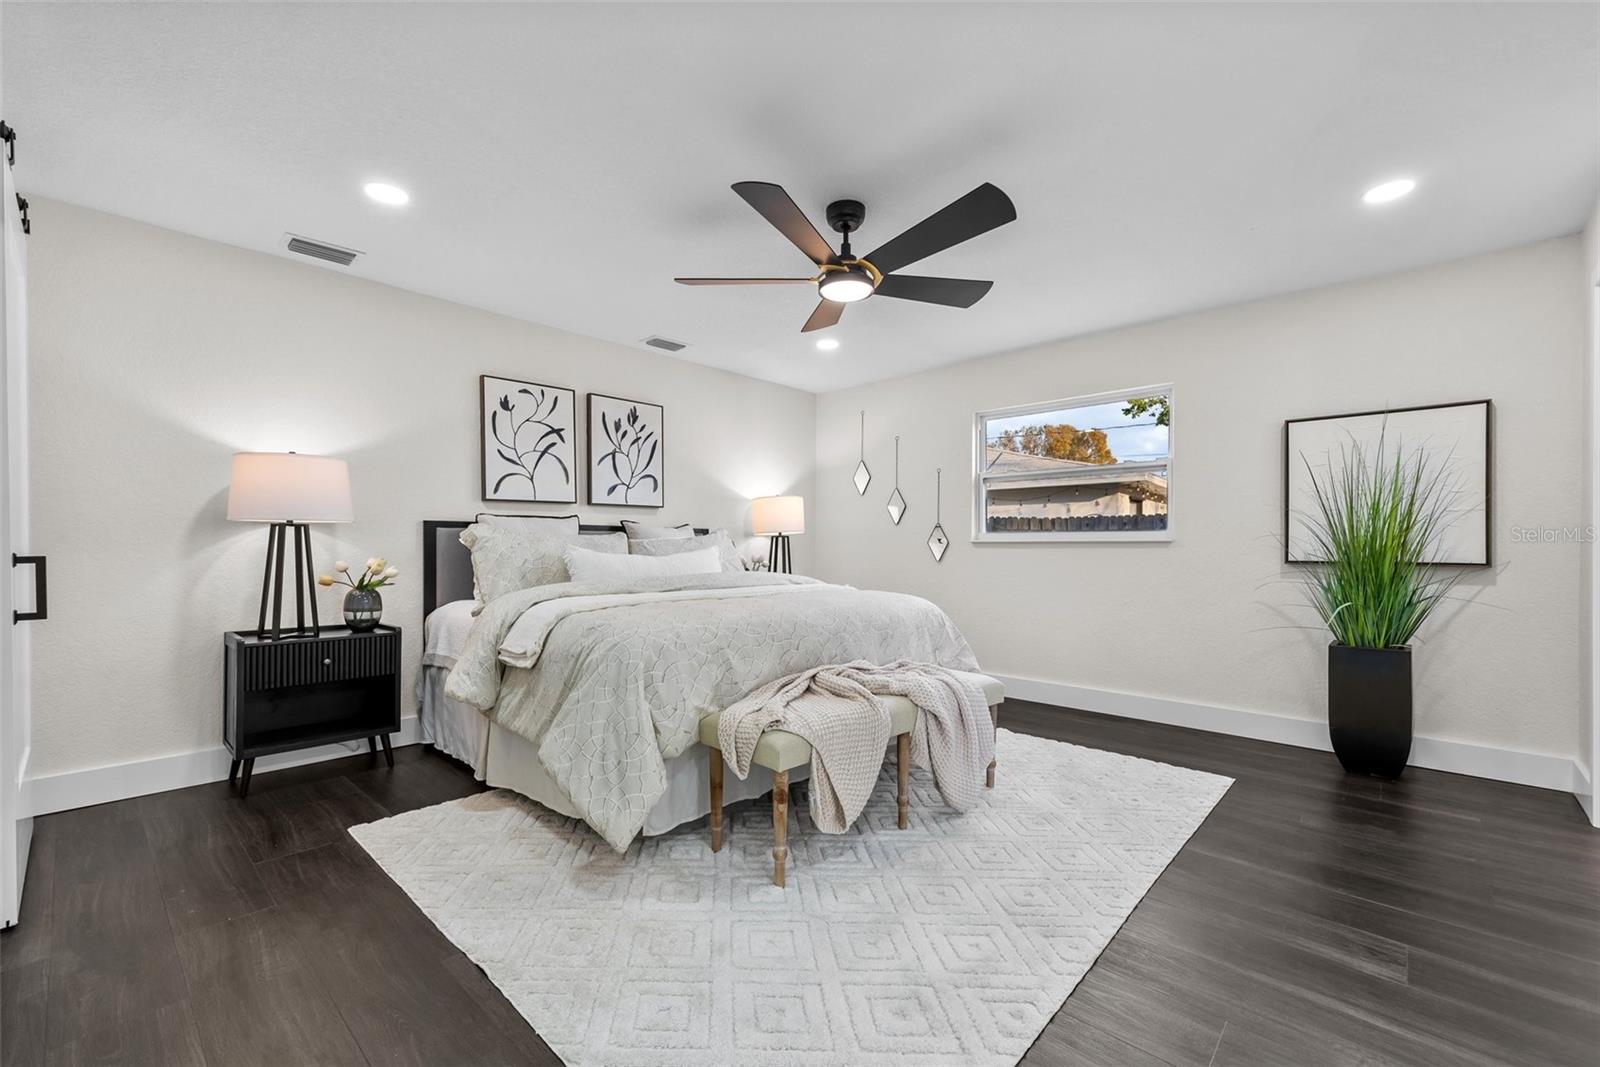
[12,554,45,623]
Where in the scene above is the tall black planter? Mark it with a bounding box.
[1327,643,1412,779]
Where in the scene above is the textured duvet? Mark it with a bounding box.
[444,573,978,849]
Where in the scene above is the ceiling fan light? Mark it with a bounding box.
[818,268,874,303]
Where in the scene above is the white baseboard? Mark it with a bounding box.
[24,716,422,817]
[1575,762,1597,826]
[993,673,1582,796]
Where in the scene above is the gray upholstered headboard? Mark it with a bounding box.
[422,519,709,618]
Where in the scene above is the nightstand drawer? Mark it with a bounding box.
[235,630,399,691]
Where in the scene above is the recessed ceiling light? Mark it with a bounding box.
[363,181,410,206]
[815,338,840,352]
[1362,178,1416,205]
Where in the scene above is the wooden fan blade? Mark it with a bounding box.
[732,182,836,266]
[801,299,845,333]
[864,183,1016,275]
[674,277,814,285]
[873,274,994,308]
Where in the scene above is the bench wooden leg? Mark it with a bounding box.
[709,752,724,853]
[772,769,789,888]
[897,733,910,829]
[987,703,999,788]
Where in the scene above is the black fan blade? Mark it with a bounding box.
[675,277,813,285]
[732,182,835,266]
[864,183,1016,275]
[874,274,994,308]
[801,299,844,333]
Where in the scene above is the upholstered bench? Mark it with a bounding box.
[699,671,1004,886]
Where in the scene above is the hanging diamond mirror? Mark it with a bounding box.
[886,436,906,525]
[927,467,948,561]
[853,410,872,495]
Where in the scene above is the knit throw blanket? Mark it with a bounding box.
[718,661,996,832]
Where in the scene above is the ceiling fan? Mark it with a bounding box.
[675,181,1016,332]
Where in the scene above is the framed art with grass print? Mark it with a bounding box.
[1283,399,1491,566]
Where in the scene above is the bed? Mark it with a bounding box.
[417,519,980,849]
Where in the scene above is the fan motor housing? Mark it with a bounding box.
[826,199,866,235]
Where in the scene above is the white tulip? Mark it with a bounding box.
[334,560,349,573]
[383,566,399,578]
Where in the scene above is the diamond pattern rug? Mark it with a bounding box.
[349,728,1231,1066]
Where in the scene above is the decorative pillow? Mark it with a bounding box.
[629,529,742,572]
[621,519,694,541]
[460,524,626,606]
[474,513,580,534]
[564,544,721,583]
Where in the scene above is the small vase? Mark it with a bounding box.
[1327,643,1412,779]
[343,588,383,632]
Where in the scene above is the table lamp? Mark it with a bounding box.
[751,495,804,574]
[227,452,353,640]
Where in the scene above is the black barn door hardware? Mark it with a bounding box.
[12,554,46,623]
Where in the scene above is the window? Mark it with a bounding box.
[973,385,1173,542]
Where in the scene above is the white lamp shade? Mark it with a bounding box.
[226,452,353,523]
[751,495,805,536]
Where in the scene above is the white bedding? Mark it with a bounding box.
[417,598,794,834]
[446,572,978,850]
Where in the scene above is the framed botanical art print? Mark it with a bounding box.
[587,393,664,507]
[480,375,577,503]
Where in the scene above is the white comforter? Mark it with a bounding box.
[444,573,978,849]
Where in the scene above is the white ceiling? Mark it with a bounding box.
[4,3,1597,392]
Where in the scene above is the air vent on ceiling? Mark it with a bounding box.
[285,234,361,267]
[642,335,688,352]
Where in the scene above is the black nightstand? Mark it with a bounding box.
[223,625,401,797]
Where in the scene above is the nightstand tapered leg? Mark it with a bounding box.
[367,737,377,754]
[228,759,240,787]
[380,734,394,768]
[239,758,255,798]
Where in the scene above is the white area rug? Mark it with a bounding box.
[350,729,1231,1066]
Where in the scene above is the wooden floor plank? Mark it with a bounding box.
[255,837,560,1066]
[223,775,391,865]
[344,744,487,815]
[1,817,57,1067]
[174,906,369,1066]
[136,783,276,934]
[39,804,200,1064]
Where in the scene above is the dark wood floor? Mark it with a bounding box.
[3,702,1597,1066]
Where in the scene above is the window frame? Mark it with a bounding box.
[971,383,1176,544]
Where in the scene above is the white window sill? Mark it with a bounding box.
[970,530,1173,544]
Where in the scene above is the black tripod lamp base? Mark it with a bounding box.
[767,534,793,575]
[256,522,322,641]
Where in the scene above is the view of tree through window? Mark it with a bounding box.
[977,390,1172,537]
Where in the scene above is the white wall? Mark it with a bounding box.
[815,238,1587,780]
[25,200,815,785]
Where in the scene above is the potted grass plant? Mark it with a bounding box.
[1297,437,1462,779]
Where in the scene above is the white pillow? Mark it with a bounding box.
[475,513,580,534]
[622,519,694,541]
[564,544,721,583]
[461,524,626,605]
[629,529,742,572]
